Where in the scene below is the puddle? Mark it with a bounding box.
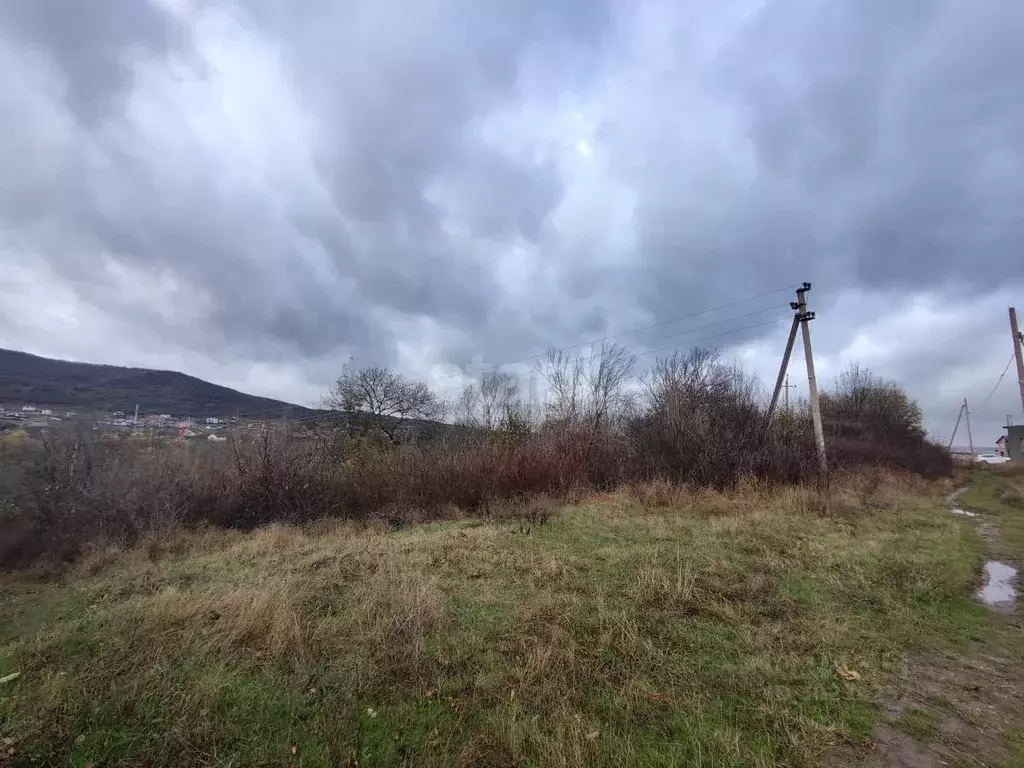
[976,561,1019,608]
[945,487,968,503]
[951,508,977,517]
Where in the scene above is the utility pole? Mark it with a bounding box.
[796,283,827,477]
[766,313,801,423]
[133,403,139,426]
[948,402,965,452]
[1010,307,1024,415]
[784,374,796,409]
[963,398,974,456]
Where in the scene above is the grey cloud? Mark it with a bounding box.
[2,0,1024,437]
[724,0,1024,292]
[0,0,616,373]
[2,0,186,125]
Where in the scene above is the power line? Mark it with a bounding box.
[572,315,791,365]
[426,309,789,398]
[290,313,794,420]
[975,352,1017,411]
[431,283,797,381]
[236,286,800,419]
[628,316,792,360]
[244,288,801,425]
[551,304,787,363]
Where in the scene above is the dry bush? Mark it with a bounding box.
[0,422,951,570]
[0,354,953,570]
[0,431,202,568]
[989,462,1024,478]
[998,479,1024,508]
[341,427,614,516]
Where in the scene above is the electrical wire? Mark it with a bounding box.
[975,352,1017,411]
[288,313,795,425]
[270,299,798,419]
[425,307,788,397]
[235,286,803,424]
[619,316,791,360]
[430,283,797,382]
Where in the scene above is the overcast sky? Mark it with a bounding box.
[2,0,1023,444]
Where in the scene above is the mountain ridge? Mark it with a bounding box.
[0,348,320,418]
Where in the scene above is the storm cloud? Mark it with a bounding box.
[2,0,1023,442]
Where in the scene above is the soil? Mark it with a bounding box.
[857,488,1023,767]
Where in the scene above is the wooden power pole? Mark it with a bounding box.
[963,397,974,455]
[948,402,965,452]
[1010,307,1024,416]
[766,313,801,423]
[796,283,827,476]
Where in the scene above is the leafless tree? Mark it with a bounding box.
[535,343,637,429]
[324,366,444,443]
[535,349,586,424]
[586,342,638,429]
[453,372,532,432]
[642,347,722,417]
[823,362,924,443]
[632,347,764,486]
[452,382,482,429]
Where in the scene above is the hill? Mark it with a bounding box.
[0,348,319,418]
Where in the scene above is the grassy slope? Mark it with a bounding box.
[958,467,1024,557]
[954,467,1024,766]
[0,475,1000,767]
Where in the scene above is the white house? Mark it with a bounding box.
[40,409,53,416]
[21,405,36,412]
[205,417,220,425]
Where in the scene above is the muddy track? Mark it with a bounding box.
[861,485,1023,767]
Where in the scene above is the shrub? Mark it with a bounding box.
[0,356,952,569]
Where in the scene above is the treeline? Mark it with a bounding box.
[0,346,948,568]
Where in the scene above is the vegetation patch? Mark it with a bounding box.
[0,473,1002,767]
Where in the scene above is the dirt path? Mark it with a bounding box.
[863,486,1023,767]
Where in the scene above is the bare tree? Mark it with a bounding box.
[324,366,444,443]
[824,362,924,444]
[633,347,763,487]
[535,343,637,429]
[453,372,530,431]
[586,342,638,429]
[452,382,482,429]
[535,349,586,424]
[642,347,722,417]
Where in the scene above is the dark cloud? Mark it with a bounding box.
[1,0,1023,442]
[724,0,1024,292]
[2,0,186,124]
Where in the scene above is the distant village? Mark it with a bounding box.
[0,403,299,442]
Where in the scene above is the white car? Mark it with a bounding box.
[975,453,1011,465]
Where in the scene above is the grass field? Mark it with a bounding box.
[958,468,1024,556]
[0,471,1018,767]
